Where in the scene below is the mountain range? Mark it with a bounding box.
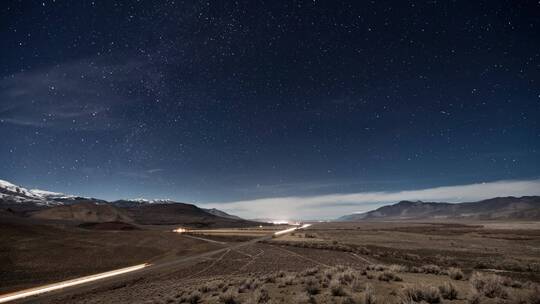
[337,196,540,221]
[0,179,263,228]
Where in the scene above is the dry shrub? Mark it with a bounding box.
[239,278,258,293]
[199,282,218,293]
[337,268,357,284]
[401,285,441,304]
[401,285,423,303]
[438,282,458,300]
[281,274,296,286]
[528,285,540,304]
[409,266,422,273]
[389,264,408,273]
[323,268,335,280]
[303,267,320,277]
[250,288,270,304]
[501,276,523,288]
[219,290,239,304]
[364,283,376,304]
[342,296,359,304]
[470,272,508,299]
[421,264,442,275]
[448,267,464,280]
[187,291,202,304]
[330,279,347,296]
[262,274,276,283]
[421,286,442,304]
[467,289,482,304]
[305,277,321,295]
[336,265,347,272]
[350,278,363,292]
[295,293,316,304]
[377,271,402,282]
[367,264,387,272]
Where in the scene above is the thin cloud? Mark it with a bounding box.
[0,58,158,131]
[201,179,540,220]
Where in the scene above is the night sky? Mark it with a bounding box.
[1,1,539,218]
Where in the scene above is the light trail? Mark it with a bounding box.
[0,263,150,303]
[182,234,227,244]
[0,224,312,303]
[273,224,311,236]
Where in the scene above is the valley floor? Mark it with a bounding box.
[2,221,540,303]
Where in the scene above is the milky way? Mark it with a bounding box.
[1,1,539,205]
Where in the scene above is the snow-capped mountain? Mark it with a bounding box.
[0,179,73,206]
[126,198,176,204]
[0,179,180,208]
[0,179,42,199]
[0,178,259,226]
[29,189,75,200]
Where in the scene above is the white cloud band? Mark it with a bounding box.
[201,179,540,220]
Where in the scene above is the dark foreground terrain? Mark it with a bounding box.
[0,220,225,294]
[2,220,539,304]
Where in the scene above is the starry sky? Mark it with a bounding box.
[1,1,539,217]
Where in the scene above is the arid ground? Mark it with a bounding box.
[2,220,539,304]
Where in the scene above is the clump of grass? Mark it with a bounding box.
[199,282,217,293]
[342,296,358,304]
[330,279,347,296]
[238,278,258,293]
[438,282,458,300]
[389,264,408,273]
[281,274,296,286]
[219,290,239,304]
[250,288,270,304]
[367,264,387,272]
[401,285,423,303]
[350,278,363,292]
[501,276,523,288]
[470,272,508,299]
[467,289,482,304]
[187,291,202,304]
[377,271,402,282]
[323,268,335,280]
[262,274,276,283]
[528,285,540,304]
[421,286,442,304]
[401,285,441,304]
[447,267,464,280]
[303,267,320,277]
[337,268,357,284]
[421,264,442,275]
[364,283,376,304]
[294,293,316,304]
[304,277,320,295]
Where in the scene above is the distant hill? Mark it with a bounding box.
[336,196,540,221]
[202,208,242,220]
[0,179,265,228]
[121,203,263,228]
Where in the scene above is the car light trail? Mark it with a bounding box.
[273,224,311,236]
[0,263,150,303]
